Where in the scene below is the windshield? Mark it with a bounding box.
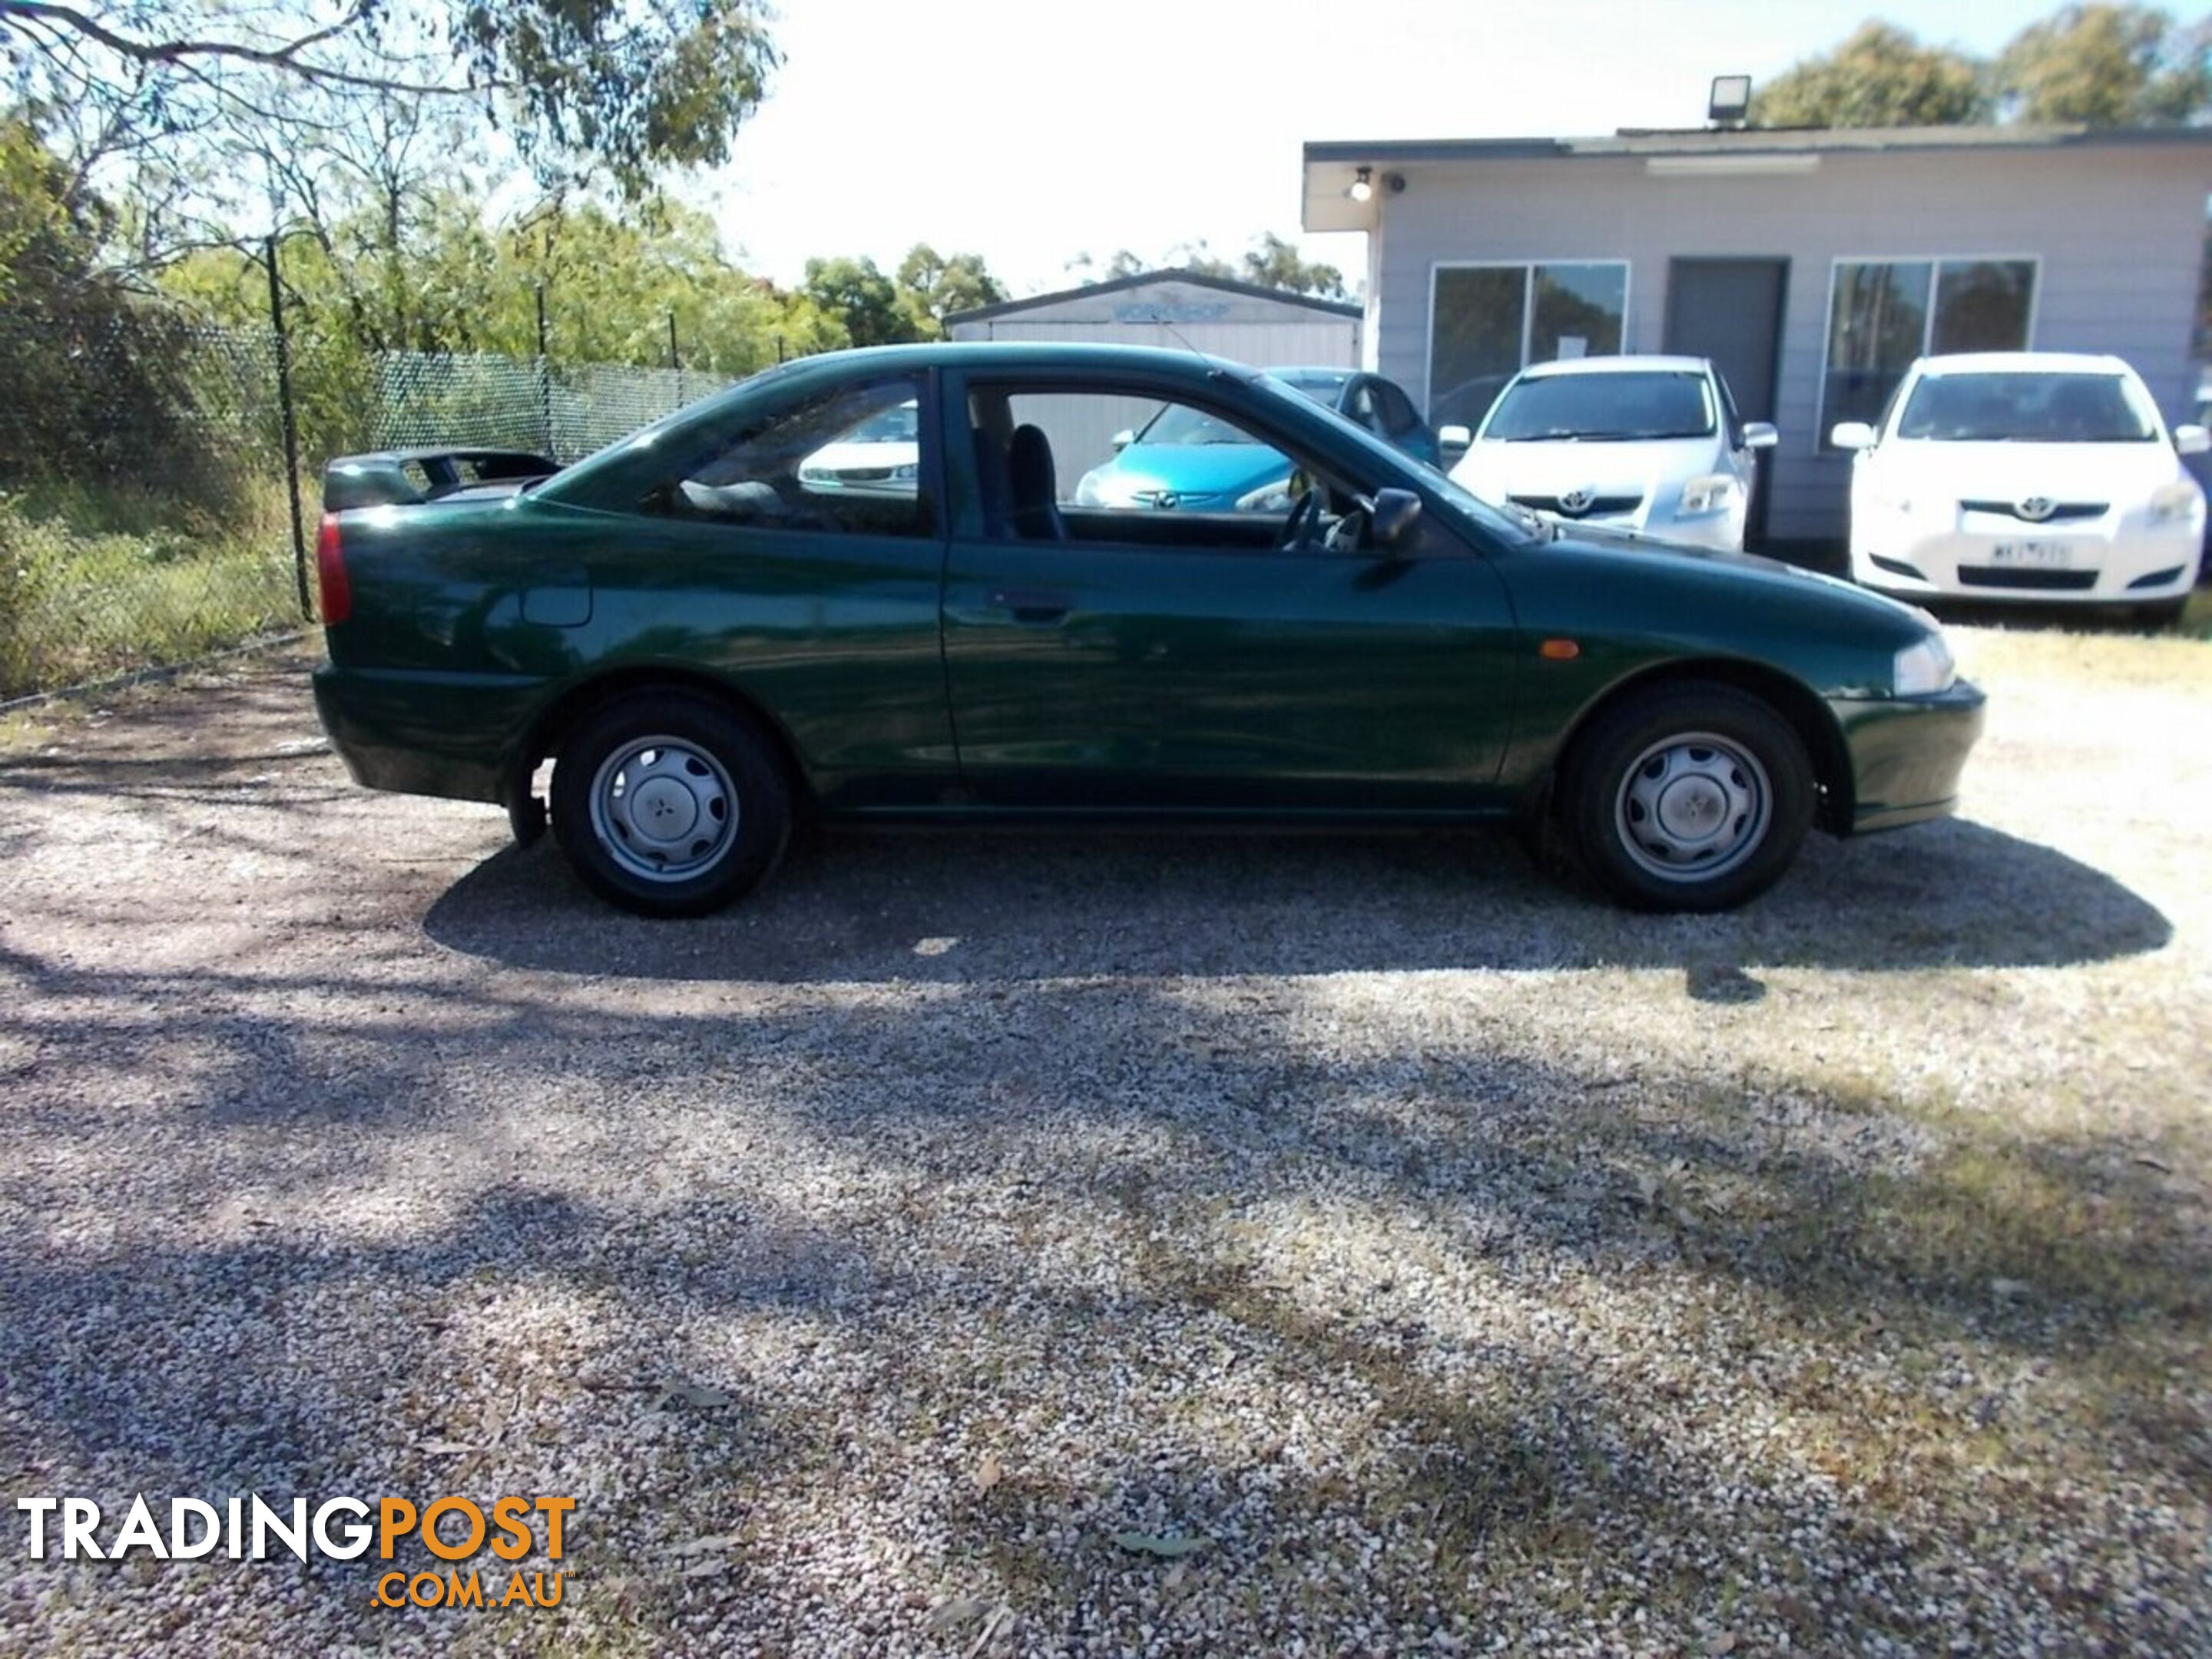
[1482,370,1716,442]
[1134,402,1267,446]
[842,399,919,442]
[1247,373,1539,545]
[1896,372,2157,442]
[1270,369,1353,403]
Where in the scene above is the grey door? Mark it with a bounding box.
[1665,259,1786,542]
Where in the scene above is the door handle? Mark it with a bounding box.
[990,588,1074,625]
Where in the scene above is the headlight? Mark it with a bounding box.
[2148,481,2203,525]
[1677,473,1738,517]
[1892,631,1956,697]
[892,462,917,481]
[1235,477,1296,512]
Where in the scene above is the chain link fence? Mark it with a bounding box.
[0,316,743,701]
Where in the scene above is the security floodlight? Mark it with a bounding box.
[1710,75,1751,125]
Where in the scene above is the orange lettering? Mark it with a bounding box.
[377,1497,416,1560]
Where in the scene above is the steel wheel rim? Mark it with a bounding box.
[588,734,739,883]
[1613,730,1771,883]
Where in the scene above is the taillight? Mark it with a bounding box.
[315,513,352,626]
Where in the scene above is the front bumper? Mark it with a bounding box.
[1828,678,1988,833]
[1850,515,2201,603]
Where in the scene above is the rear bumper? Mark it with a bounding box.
[1829,678,1988,834]
[313,661,535,804]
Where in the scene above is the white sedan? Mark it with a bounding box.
[1447,356,1776,551]
[1833,353,2207,622]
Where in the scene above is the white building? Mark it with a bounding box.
[1301,124,2212,545]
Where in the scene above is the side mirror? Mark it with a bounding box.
[2175,423,2210,456]
[1437,423,1472,453]
[1369,487,1423,548]
[1743,422,1780,450]
[1111,429,1135,452]
[1829,421,1876,452]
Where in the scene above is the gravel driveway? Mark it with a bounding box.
[1,628,2207,1656]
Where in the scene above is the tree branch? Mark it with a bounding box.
[0,0,500,96]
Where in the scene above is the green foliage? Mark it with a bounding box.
[1753,5,2212,131]
[1992,4,2212,124]
[800,255,921,349]
[2,0,780,204]
[1068,235,1349,300]
[1239,232,1348,300]
[1750,22,1991,127]
[896,243,1008,334]
[0,481,297,697]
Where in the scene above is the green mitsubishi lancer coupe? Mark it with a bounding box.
[312,343,1985,918]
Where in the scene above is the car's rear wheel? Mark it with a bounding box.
[1561,683,1814,912]
[550,690,792,918]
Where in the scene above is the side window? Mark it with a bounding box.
[651,373,929,538]
[1345,382,1382,432]
[967,384,1359,541]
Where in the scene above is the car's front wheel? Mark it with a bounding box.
[550,690,793,918]
[1561,683,1814,912]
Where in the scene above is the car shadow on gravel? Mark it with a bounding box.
[422,816,2171,983]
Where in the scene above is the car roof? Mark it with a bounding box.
[1518,354,1710,379]
[1915,351,2133,376]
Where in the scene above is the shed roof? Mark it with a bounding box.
[1302,122,2212,231]
[945,267,1363,326]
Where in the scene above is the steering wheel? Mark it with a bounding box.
[1277,488,1320,551]
[1323,505,1366,555]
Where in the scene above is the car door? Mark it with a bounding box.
[936,369,1521,812]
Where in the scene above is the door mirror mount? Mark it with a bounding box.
[1743,421,1780,450]
[2174,423,2210,456]
[1111,429,1136,452]
[1829,420,1877,452]
[1369,487,1423,549]
[1437,423,1473,455]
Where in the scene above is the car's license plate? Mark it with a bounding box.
[1989,542,2072,568]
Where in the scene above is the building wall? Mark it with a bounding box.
[948,277,1359,367]
[1368,146,2210,541]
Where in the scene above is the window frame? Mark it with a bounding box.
[637,366,945,541]
[1815,253,2041,454]
[1424,258,1635,426]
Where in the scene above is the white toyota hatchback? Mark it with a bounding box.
[1447,356,1777,551]
[1834,353,2207,621]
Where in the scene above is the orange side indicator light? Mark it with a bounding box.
[1538,638,1581,661]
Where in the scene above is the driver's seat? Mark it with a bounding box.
[1007,424,1069,541]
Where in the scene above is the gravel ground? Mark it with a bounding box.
[0,625,2207,1656]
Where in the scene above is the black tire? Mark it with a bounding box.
[549,690,793,918]
[1560,683,1815,913]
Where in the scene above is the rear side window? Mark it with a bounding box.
[647,373,932,536]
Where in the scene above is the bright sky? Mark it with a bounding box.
[680,0,2068,297]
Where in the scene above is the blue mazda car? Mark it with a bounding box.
[1072,367,1442,511]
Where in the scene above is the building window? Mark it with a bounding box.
[1821,258,2035,445]
[1429,262,1628,430]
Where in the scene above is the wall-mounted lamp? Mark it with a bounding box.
[1348,166,1373,204]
